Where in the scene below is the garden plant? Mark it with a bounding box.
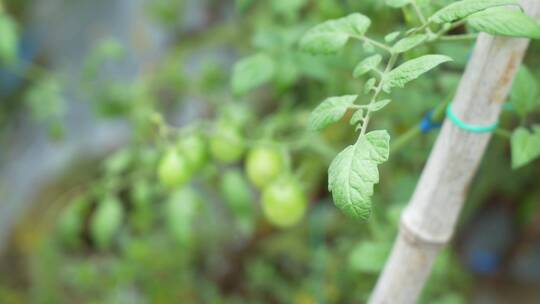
[1,0,540,303]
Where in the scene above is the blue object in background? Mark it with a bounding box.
[420,110,442,133]
[459,207,513,277]
[468,250,500,275]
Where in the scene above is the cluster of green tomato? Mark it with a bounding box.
[55,112,310,252]
[158,117,308,229]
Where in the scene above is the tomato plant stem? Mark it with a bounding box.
[360,53,398,135]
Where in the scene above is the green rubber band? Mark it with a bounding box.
[446,103,498,133]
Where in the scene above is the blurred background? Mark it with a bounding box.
[1,0,540,303]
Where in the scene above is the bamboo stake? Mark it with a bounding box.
[370,1,540,303]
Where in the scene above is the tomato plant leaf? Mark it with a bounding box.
[299,13,371,55]
[384,55,452,90]
[365,77,377,93]
[467,7,540,39]
[165,189,199,244]
[221,170,254,217]
[309,95,358,130]
[385,31,401,43]
[369,99,391,112]
[429,0,518,24]
[231,53,275,96]
[353,54,382,78]
[350,109,364,126]
[90,196,124,249]
[328,130,390,219]
[510,66,539,117]
[511,126,540,169]
[391,34,427,54]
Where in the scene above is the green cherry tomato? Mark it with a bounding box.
[104,148,133,175]
[177,133,207,171]
[221,169,253,215]
[130,178,153,208]
[56,196,90,248]
[157,148,192,188]
[164,188,200,245]
[261,176,307,228]
[221,170,256,236]
[90,196,124,249]
[245,145,285,188]
[129,179,155,232]
[209,123,245,164]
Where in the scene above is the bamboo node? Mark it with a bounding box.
[399,217,450,248]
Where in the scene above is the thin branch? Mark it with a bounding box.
[495,128,512,138]
[439,33,478,41]
[391,100,449,153]
[410,0,434,35]
[360,54,398,135]
[359,36,392,53]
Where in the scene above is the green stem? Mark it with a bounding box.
[432,19,467,41]
[391,99,450,153]
[432,99,450,121]
[494,128,511,139]
[439,33,477,41]
[392,127,421,154]
[360,36,392,53]
[360,53,398,135]
[373,68,384,78]
[446,19,467,32]
[357,15,471,136]
[410,0,433,35]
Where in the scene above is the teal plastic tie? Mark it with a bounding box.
[446,103,498,133]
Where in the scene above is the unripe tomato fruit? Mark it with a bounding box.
[129,179,155,232]
[209,123,245,164]
[157,148,192,188]
[221,170,254,217]
[130,179,153,208]
[177,133,207,171]
[164,188,199,245]
[56,196,89,247]
[261,177,307,228]
[245,145,284,189]
[90,196,124,249]
[221,170,255,235]
[104,148,133,175]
